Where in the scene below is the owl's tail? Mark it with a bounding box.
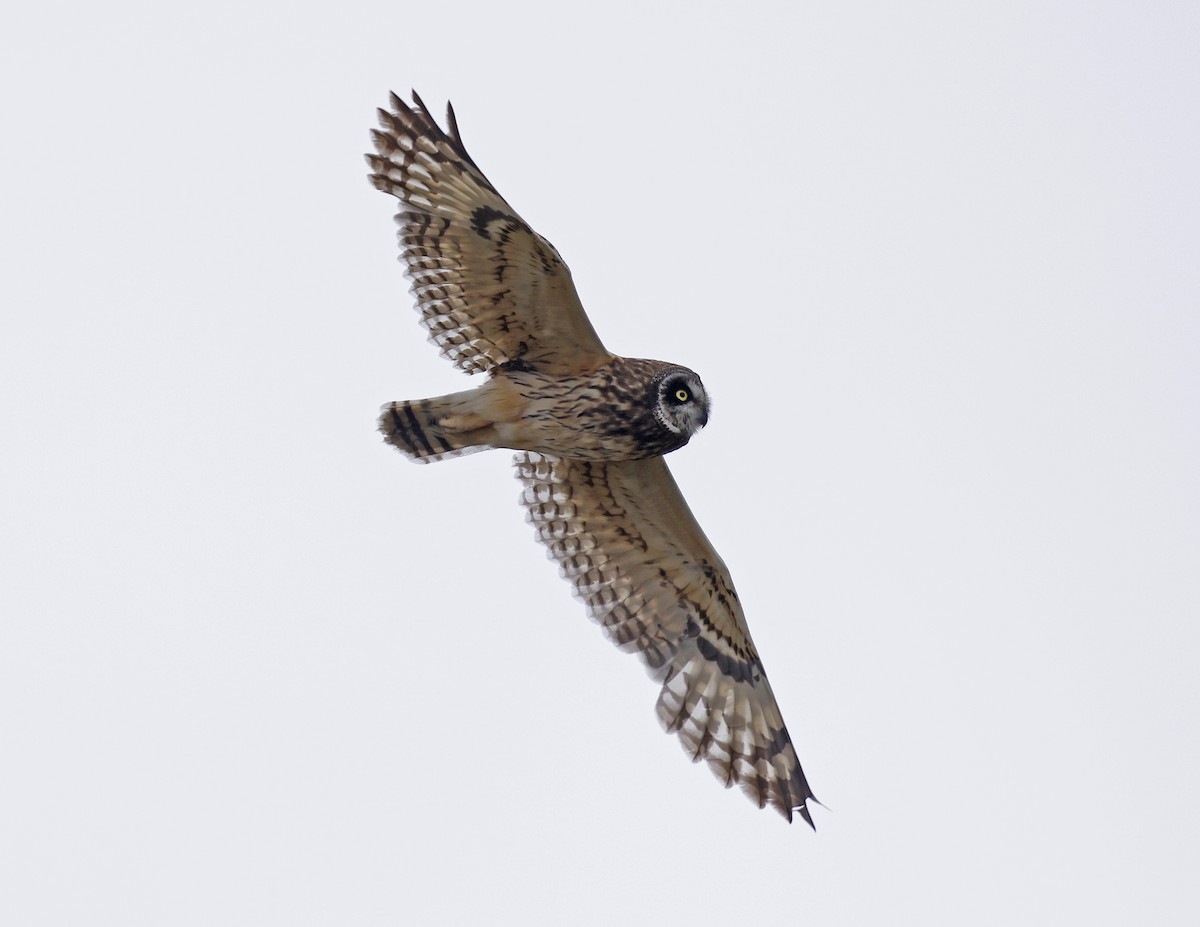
[378,392,494,464]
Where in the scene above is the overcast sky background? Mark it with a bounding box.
[2,2,1198,924]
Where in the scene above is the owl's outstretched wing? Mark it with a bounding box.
[514,452,816,825]
[367,92,611,376]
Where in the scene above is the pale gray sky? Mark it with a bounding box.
[2,1,1198,924]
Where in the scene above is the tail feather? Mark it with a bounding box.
[378,397,492,464]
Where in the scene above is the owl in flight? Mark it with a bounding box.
[368,92,817,825]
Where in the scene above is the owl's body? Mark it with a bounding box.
[381,357,708,463]
[369,92,817,826]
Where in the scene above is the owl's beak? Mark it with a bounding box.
[697,403,710,430]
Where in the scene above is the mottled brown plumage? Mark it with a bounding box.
[369,91,816,825]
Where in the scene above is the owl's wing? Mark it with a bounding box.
[514,452,816,826]
[367,92,611,376]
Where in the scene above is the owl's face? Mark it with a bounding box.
[653,368,710,438]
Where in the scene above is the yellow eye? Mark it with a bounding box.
[675,388,689,402]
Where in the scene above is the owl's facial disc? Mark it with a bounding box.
[655,370,710,436]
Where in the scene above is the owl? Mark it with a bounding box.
[369,92,817,826]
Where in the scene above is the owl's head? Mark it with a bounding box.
[652,367,710,439]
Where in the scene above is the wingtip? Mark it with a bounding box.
[794,792,825,830]
[446,100,462,145]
